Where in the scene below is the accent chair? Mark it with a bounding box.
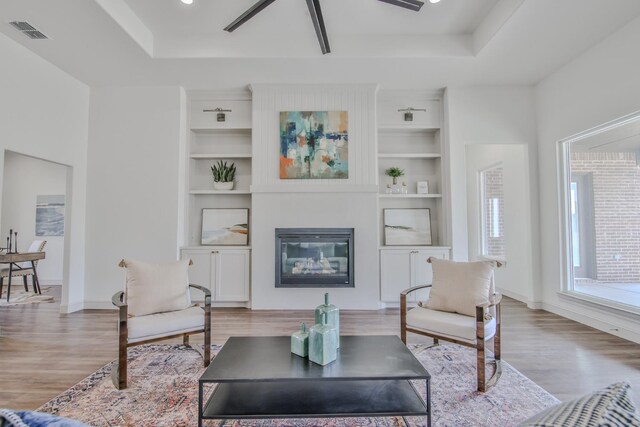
[111,259,211,389]
[401,257,503,392]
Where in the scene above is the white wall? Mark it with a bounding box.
[446,86,540,303]
[536,14,640,342]
[0,33,89,311]
[250,84,380,309]
[84,86,185,307]
[1,152,67,282]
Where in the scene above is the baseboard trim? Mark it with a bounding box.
[542,301,640,344]
[60,301,84,314]
[496,287,542,309]
[83,301,116,310]
[39,280,62,286]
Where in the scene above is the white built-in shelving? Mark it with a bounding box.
[377,90,449,249]
[185,92,253,249]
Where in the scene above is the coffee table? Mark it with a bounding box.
[198,335,430,426]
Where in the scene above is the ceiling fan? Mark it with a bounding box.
[223,0,428,55]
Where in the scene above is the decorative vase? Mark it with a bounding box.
[309,312,337,366]
[315,292,340,348]
[392,177,398,185]
[213,181,234,191]
[291,322,309,358]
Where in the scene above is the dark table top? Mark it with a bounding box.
[200,335,429,383]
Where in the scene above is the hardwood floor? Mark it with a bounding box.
[1,286,639,410]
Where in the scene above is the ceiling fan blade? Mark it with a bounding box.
[377,0,424,12]
[224,0,278,32]
[306,0,330,55]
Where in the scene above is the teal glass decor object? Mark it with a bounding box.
[291,322,309,358]
[309,312,337,366]
[315,292,340,348]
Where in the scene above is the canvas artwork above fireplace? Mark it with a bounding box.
[275,228,354,288]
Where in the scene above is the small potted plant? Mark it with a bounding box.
[211,160,236,191]
[385,166,405,185]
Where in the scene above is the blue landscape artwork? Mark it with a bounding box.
[35,195,65,236]
[280,111,348,179]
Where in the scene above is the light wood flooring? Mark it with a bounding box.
[1,286,640,410]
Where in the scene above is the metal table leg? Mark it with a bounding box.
[31,260,41,294]
[6,263,13,302]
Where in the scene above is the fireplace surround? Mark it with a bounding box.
[275,228,354,288]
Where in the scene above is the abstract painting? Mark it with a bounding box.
[280,111,348,179]
[35,195,65,236]
[384,208,432,246]
[201,208,249,246]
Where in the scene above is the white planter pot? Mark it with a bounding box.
[213,181,234,191]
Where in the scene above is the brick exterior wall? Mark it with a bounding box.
[570,152,640,282]
[482,166,505,258]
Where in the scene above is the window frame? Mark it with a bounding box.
[557,111,640,315]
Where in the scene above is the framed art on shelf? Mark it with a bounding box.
[383,208,432,246]
[201,208,249,246]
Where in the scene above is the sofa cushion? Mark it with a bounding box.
[123,259,191,317]
[406,306,496,343]
[128,306,204,343]
[518,382,640,427]
[424,258,496,317]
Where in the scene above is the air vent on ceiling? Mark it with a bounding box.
[9,21,48,39]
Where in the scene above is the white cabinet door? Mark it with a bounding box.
[411,249,449,301]
[182,249,213,297]
[213,250,250,302]
[380,250,412,302]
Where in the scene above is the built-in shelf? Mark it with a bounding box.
[378,153,441,159]
[379,246,451,250]
[190,127,252,134]
[181,246,252,250]
[378,125,440,133]
[190,153,252,159]
[189,189,251,195]
[378,194,442,199]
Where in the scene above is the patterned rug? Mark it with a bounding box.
[0,286,53,306]
[38,343,558,427]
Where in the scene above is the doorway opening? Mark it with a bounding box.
[1,151,71,308]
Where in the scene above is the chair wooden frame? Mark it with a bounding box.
[111,283,211,390]
[400,258,503,392]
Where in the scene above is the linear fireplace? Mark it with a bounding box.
[275,228,354,288]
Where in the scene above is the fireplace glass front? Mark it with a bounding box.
[275,228,354,288]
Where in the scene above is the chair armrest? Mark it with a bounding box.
[189,283,211,298]
[475,292,502,324]
[476,292,502,309]
[189,283,212,308]
[111,291,127,323]
[400,284,433,297]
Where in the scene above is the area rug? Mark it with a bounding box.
[0,286,53,306]
[38,343,559,427]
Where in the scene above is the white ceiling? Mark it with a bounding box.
[1,0,640,89]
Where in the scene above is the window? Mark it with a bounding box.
[480,165,505,259]
[560,114,640,310]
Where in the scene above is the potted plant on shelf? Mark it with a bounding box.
[211,160,236,191]
[385,166,405,186]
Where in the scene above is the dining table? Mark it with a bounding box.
[0,251,46,302]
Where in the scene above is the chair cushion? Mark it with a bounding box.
[518,382,640,427]
[424,258,496,317]
[406,306,496,343]
[123,259,191,317]
[128,306,204,344]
